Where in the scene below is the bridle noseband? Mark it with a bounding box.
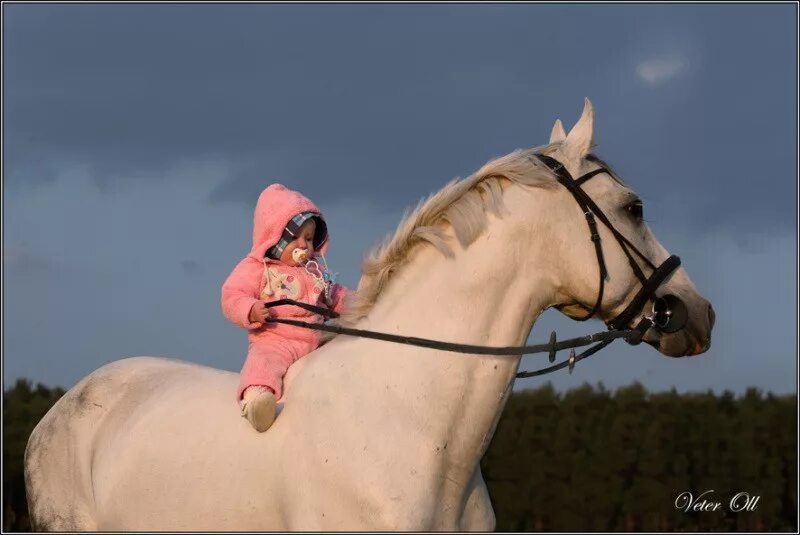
[536,153,687,339]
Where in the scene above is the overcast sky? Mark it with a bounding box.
[3,3,797,395]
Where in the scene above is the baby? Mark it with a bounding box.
[221,183,349,432]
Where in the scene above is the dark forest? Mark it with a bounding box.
[3,379,796,531]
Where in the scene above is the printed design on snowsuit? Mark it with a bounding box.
[308,273,330,305]
[261,265,301,300]
[303,257,334,306]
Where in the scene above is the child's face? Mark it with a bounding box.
[279,218,317,266]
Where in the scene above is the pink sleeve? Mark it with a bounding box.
[329,284,351,316]
[221,257,264,330]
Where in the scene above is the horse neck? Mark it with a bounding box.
[355,209,558,475]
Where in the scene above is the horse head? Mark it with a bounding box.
[532,98,714,357]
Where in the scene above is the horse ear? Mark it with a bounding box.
[564,98,595,158]
[549,119,567,143]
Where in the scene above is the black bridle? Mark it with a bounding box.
[263,152,688,378]
[536,153,687,337]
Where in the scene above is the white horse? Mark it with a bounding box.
[25,99,714,531]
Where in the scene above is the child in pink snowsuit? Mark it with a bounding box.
[221,183,349,432]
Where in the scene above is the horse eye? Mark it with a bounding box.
[626,200,644,222]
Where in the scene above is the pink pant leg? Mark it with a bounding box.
[237,336,316,401]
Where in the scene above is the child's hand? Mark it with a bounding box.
[248,301,272,324]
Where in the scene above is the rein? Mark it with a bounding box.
[262,152,687,379]
[264,299,644,378]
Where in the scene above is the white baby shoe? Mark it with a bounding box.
[241,386,277,432]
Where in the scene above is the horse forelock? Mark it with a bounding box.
[339,143,564,325]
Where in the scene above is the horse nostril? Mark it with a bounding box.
[707,304,716,329]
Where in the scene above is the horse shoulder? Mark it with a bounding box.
[279,342,461,530]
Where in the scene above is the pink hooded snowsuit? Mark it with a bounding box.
[221,184,348,401]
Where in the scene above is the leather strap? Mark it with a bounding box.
[536,154,681,333]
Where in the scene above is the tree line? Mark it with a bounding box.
[3,379,796,531]
[481,382,796,531]
[3,379,66,531]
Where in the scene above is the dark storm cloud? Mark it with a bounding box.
[4,4,796,231]
[4,4,568,201]
[2,4,796,396]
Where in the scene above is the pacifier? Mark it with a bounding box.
[292,248,310,264]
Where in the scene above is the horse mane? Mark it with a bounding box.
[339,143,563,325]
